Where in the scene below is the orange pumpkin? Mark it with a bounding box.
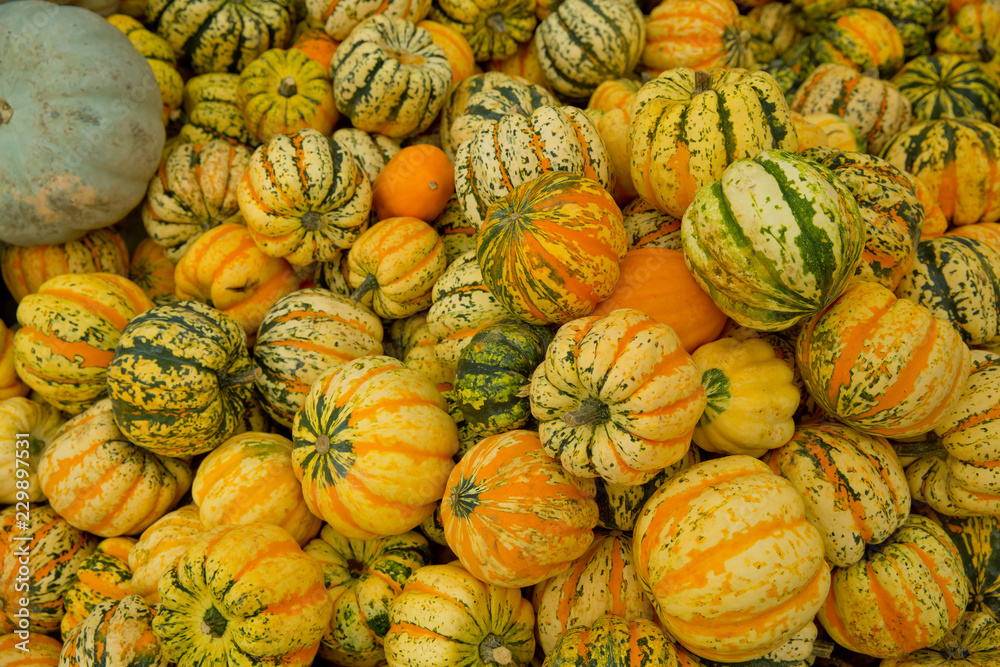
[643,0,756,72]
[291,27,340,71]
[372,144,455,222]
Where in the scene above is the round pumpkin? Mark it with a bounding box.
[128,505,204,604]
[372,144,455,222]
[178,73,255,147]
[892,54,1000,124]
[427,0,536,62]
[0,397,63,505]
[642,0,756,73]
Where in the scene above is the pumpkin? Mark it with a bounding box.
[0,633,61,664]
[791,63,913,156]
[790,111,831,151]
[383,561,536,666]
[813,8,906,79]
[238,129,373,266]
[895,236,1000,348]
[332,128,402,188]
[533,531,656,655]
[372,144,455,222]
[152,523,332,667]
[106,300,258,457]
[146,0,294,74]
[427,0,537,62]
[59,537,136,640]
[748,2,802,59]
[292,355,458,539]
[485,39,550,91]
[642,0,757,73]
[804,113,868,152]
[632,455,831,662]
[791,0,851,32]
[307,0,431,41]
[0,504,98,635]
[440,429,599,588]
[178,73,256,147]
[541,614,697,667]
[37,398,193,537]
[892,55,1000,124]
[817,514,970,658]
[0,398,63,504]
[0,324,28,402]
[237,48,338,145]
[852,0,948,59]
[935,0,1000,87]
[254,288,383,426]
[532,0,644,101]
[129,238,178,306]
[432,195,479,262]
[128,505,204,604]
[0,0,165,247]
[291,27,340,70]
[417,20,476,85]
[879,118,1000,226]
[331,16,452,139]
[948,221,1000,255]
[629,67,799,219]
[530,308,706,485]
[392,313,457,389]
[593,450,699,533]
[107,13,184,126]
[921,510,1000,619]
[796,281,971,439]
[476,171,626,326]
[908,171,951,239]
[620,199,682,251]
[303,526,430,666]
[61,595,166,667]
[14,272,155,414]
[454,104,614,230]
[142,140,253,262]
[1,227,130,304]
[880,611,1000,667]
[681,149,866,332]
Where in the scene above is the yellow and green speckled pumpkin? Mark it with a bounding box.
[0,397,63,504]
[308,0,431,41]
[592,450,699,533]
[108,13,184,126]
[541,614,699,667]
[179,73,256,147]
[128,505,205,605]
[61,595,166,667]
[428,0,536,62]
[129,238,178,306]
[59,537,137,640]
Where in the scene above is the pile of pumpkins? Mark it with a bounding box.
[1,0,1000,664]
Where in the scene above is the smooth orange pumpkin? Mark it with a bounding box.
[372,145,455,222]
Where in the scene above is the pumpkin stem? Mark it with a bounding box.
[479,633,513,665]
[693,70,712,93]
[277,76,298,98]
[0,100,11,126]
[314,435,331,455]
[301,210,326,232]
[219,366,260,388]
[561,397,610,426]
[486,13,507,34]
[515,384,531,398]
[939,631,971,660]
[810,640,835,659]
[893,436,947,458]
[350,273,379,304]
[200,606,228,638]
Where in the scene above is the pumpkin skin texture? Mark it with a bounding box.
[292,355,458,540]
[0,397,63,504]
[146,0,293,75]
[178,73,256,147]
[383,561,536,667]
[440,430,599,588]
[14,272,155,415]
[879,611,1000,667]
[593,449,699,533]
[530,308,707,485]
[254,288,384,426]
[303,526,430,666]
[643,0,756,73]
[892,55,1000,125]
[37,398,193,538]
[540,614,696,667]
[152,523,333,667]
[629,67,799,220]
[533,531,656,656]
[59,537,137,640]
[633,455,831,662]
[681,149,866,332]
[764,422,911,568]
[0,324,29,402]
[60,595,167,667]
[129,238,178,306]
[948,222,1000,255]
[291,27,340,71]
[796,281,972,439]
[620,199,682,251]
[922,510,1000,619]
[476,170,627,326]
[372,144,455,222]
[428,0,536,63]
[307,0,431,42]
[0,633,62,665]
[106,300,258,457]
[817,515,970,659]
[0,1,165,247]
[417,20,476,85]
[128,505,204,604]
[331,16,453,139]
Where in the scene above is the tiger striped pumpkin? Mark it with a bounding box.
[59,537,136,640]
[812,8,906,78]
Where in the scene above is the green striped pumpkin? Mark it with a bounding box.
[922,509,1000,620]
[106,300,258,458]
[428,0,536,62]
[146,0,294,74]
[60,595,165,667]
[330,128,402,187]
[851,0,948,58]
[432,195,479,262]
[532,0,644,101]
[680,149,866,332]
[541,614,693,667]
[621,198,682,251]
[891,54,1000,124]
[178,73,256,147]
[330,15,452,139]
[895,236,1000,348]
[454,104,613,230]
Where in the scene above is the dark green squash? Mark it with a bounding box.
[920,507,1000,620]
[891,54,1000,125]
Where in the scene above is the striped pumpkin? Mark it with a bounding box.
[791,63,913,156]
[1,227,129,303]
[621,199,682,250]
[593,449,699,532]
[813,8,906,78]
[948,221,1000,254]
[681,149,866,332]
[192,431,322,545]
[803,113,868,152]
[238,129,373,266]
[108,13,184,126]
[13,273,155,414]
[152,523,332,667]
[291,355,458,539]
[331,128,401,192]
[383,562,536,666]
[128,505,204,604]
[530,308,706,485]
[417,20,476,84]
[533,531,656,655]
[541,615,698,667]
[895,236,1000,348]
[852,0,948,59]
[454,104,613,230]
[61,596,166,667]
[880,612,1000,667]
[307,0,431,41]
[583,107,635,205]
[476,171,626,326]
[0,504,98,635]
[879,118,1000,226]
[346,216,449,320]
[142,140,252,262]
[801,146,923,290]
[532,0,644,101]
[0,633,61,664]
[178,73,256,147]
[817,514,969,658]
[764,422,911,568]
[106,300,258,457]
[0,324,28,402]
[440,429,599,588]
[432,195,479,262]
[254,288,383,426]
[796,280,971,438]
[330,16,452,139]
[922,510,1000,619]
[892,54,1000,124]
[427,0,536,62]
[633,455,831,662]
[935,0,1000,87]
[642,0,756,72]
[37,398,192,537]
[304,526,430,666]
[129,238,178,306]
[0,398,63,504]
[393,314,456,390]
[908,171,951,239]
[146,0,293,74]
[629,68,799,219]
[59,537,136,640]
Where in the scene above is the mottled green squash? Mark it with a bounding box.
[921,508,1000,620]
[892,55,1000,124]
